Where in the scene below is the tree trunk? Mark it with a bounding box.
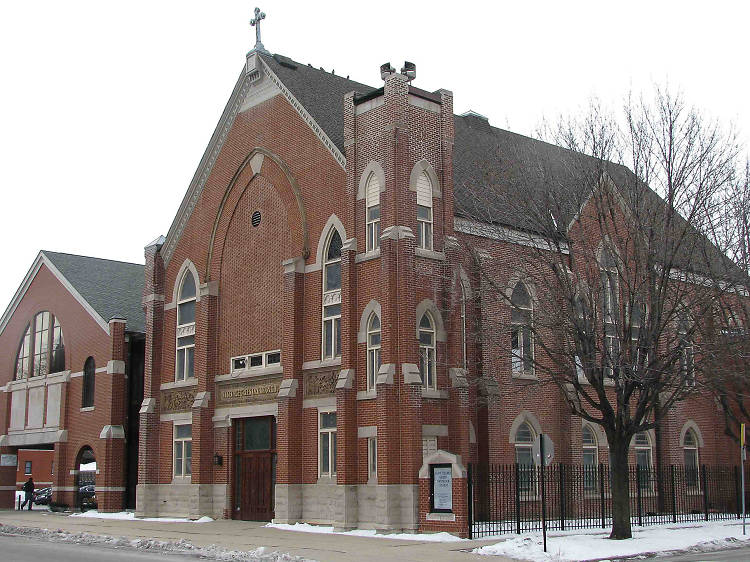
[609,440,633,539]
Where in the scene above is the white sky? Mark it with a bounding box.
[1,1,748,312]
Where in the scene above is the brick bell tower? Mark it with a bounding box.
[337,61,457,532]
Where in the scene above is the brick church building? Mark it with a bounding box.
[0,27,740,534]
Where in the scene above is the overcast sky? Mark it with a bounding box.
[1,0,748,312]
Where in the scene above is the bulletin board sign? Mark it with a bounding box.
[430,463,453,513]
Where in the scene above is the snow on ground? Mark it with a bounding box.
[0,523,302,561]
[266,522,463,542]
[70,510,213,523]
[473,520,750,561]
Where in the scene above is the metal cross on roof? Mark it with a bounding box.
[250,7,266,52]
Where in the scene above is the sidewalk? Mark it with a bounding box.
[0,510,509,562]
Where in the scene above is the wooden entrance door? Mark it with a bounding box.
[233,416,276,521]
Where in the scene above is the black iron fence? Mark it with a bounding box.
[468,463,747,538]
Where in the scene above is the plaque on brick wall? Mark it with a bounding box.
[216,377,281,407]
[161,389,196,413]
[304,371,337,398]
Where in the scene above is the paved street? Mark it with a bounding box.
[0,533,199,562]
[647,545,750,561]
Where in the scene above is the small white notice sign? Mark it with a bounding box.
[432,466,453,511]
[0,454,17,467]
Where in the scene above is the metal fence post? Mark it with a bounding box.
[671,465,677,523]
[736,465,742,519]
[559,464,566,531]
[636,464,643,526]
[599,463,606,528]
[515,463,521,535]
[467,463,473,539]
[702,465,708,522]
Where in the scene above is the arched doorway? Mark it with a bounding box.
[75,446,96,511]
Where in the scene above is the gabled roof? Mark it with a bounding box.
[160,50,738,280]
[0,251,145,336]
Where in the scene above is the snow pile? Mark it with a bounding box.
[0,523,305,561]
[267,522,463,542]
[70,510,213,523]
[473,520,750,561]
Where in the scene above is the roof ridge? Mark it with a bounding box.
[42,250,144,268]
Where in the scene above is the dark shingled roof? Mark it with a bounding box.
[260,52,605,231]
[261,52,740,279]
[43,251,145,334]
[261,53,376,153]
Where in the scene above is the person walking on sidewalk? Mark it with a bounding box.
[20,477,34,510]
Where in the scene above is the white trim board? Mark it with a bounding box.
[0,252,110,337]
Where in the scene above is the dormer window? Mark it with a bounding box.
[15,311,65,379]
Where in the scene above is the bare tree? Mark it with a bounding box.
[703,162,750,443]
[457,89,743,539]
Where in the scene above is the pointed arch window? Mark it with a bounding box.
[176,270,196,381]
[323,230,342,359]
[511,282,533,376]
[634,432,653,491]
[416,171,433,250]
[601,249,619,377]
[582,425,599,491]
[460,281,468,370]
[365,172,381,252]
[678,313,695,387]
[15,311,65,380]
[514,422,536,493]
[418,312,436,389]
[82,357,95,408]
[366,313,381,391]
[683,428,699,489]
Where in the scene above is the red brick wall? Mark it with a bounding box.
[15,449,54,487]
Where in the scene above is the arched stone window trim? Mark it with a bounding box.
[415,299,447,342]
[356,161,386,200]
[170,259,201,306]
[679,420,705,448]
[408,159,441,198]
[306,214,347,273]
[508,410,543,444]
[357,300,382,343]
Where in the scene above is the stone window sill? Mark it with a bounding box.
[316,475,336,485]
[303,358,342,371]
[355,248,381,263]
[421,388,448,400]
[356,389,377,401]
[171,476,192,484]
[216,364,283,382]
[160,379,198,391]
[415,248,446,261]
[512,372,537,381]
[80,407,95,413]
[427,512,455,522]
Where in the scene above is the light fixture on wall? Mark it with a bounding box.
[213,453,223,466]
